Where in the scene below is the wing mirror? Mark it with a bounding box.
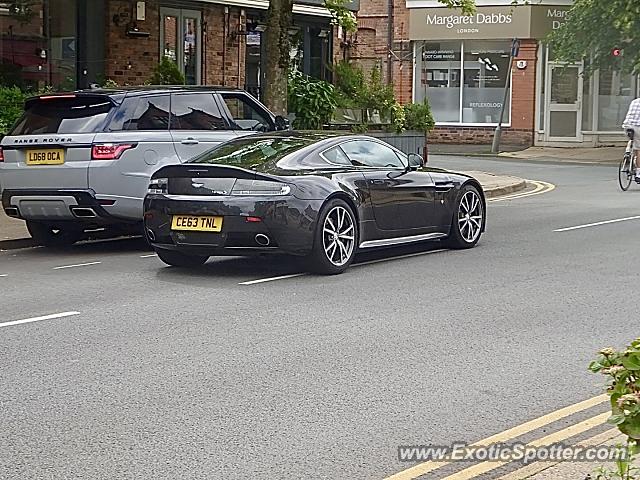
[274,115,290,131]
[407,153,425,171]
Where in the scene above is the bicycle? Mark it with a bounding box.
[619,128,637,191]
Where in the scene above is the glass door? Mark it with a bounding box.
[160,8,201,85]
[544,63,583,142]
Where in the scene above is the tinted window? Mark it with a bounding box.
[323,146,352,166]
[190,136,314,168]
[171,93,228,130]
[107,95,170,131]
[10,96,113,135]
[221,93,271,131]
[340,140,405,168]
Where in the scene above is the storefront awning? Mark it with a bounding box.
[198,0,343,17]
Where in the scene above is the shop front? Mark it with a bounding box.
[1,0,354,97]
[408,1,637,146]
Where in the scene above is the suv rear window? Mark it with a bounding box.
[9,96,113,135]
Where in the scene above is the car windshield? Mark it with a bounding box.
[188,136,315,168]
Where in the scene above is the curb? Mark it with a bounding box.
[0,237,36,251]
[0,175,527,251]
[484,179,528,199]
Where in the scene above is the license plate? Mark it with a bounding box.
[171,215,223,232]
[26,149,65,165]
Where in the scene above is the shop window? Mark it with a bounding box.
[0,0,77,90]
[462,41,511,124]
[597,70,636,132]
[415,40,511,125]
[418,41,461,123]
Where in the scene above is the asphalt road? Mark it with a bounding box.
[1,155,637,480]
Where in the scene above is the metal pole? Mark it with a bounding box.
[387,0,394,84]
[492,40,517,154]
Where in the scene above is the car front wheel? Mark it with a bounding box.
[308,198,358,274]
[156,249,209,268]
[26,221,83,248]
[445,185,484,249]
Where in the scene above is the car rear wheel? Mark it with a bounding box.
[444,185,484,249]
[308,198,358,275]
[156,249,209,268]
[26,221,83,248]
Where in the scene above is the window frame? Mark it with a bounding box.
[216,92,275,132]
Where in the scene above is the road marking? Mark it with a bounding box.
[239,249,447,285]
[0,311,80,328]
[496,427,621,480]
[439,412,609,480]
[239,273,306,285]
[488,180,555,203]
[140,254,158,258]
[384,394,607,480]
[53,261,102,270]
[0,274,7,277]
[554,215,640,232]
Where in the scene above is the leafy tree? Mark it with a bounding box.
[550,0,640,74]
[262,0,477,115]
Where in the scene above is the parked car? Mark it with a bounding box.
[0,86,287,247]
[144,132,486,274]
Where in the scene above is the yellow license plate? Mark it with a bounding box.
[171,215,223,232]
[26,149,65,165]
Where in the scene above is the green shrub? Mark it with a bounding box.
[590,339,640,478]
[288,69,338,129]
[0,86,28,135]
[403,100,435,132]
[149,57,185,85]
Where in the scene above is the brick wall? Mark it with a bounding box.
[104,0,245,88]
[105,0,160,84]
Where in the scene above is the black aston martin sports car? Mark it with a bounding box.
[143,132,486,274]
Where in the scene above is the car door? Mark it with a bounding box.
[340,139,437,232]
[170,92,235,161]
[217,92,275,139]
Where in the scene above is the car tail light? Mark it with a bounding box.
[92,144,135,160]
[0,147,4,163]
[245,216,262,223]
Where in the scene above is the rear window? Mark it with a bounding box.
[9,96,113,135]
[189,136,315,168]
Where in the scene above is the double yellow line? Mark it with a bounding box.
[385,394,613,480]
[488,180,556,203]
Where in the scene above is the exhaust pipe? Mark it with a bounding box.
[147,229,156,242]
[71,207,98,218]
[255,234,270,246]
[4,207,19,217]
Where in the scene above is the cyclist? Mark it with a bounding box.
[623,97,640,180]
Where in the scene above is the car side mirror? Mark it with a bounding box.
[274,115,290,131]
[407,153,424,170]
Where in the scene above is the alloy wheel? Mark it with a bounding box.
[458,190,483,243]
[322,205,355,267]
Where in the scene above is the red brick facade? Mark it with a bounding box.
[104,0,245,88]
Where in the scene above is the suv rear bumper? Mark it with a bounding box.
[1,189,137,225]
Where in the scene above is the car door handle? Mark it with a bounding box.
[370,179,385,185]
[181,138,199,145]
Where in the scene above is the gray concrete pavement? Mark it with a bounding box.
[0,155,637,479]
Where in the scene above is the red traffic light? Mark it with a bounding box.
[612,48,622,57]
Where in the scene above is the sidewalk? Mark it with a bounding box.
[0,171,526,249]
[429,143,622,165]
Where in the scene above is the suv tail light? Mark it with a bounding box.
[92,143,135,160]
[0,147,4,163]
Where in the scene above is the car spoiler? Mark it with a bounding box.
[151,164,285,183]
